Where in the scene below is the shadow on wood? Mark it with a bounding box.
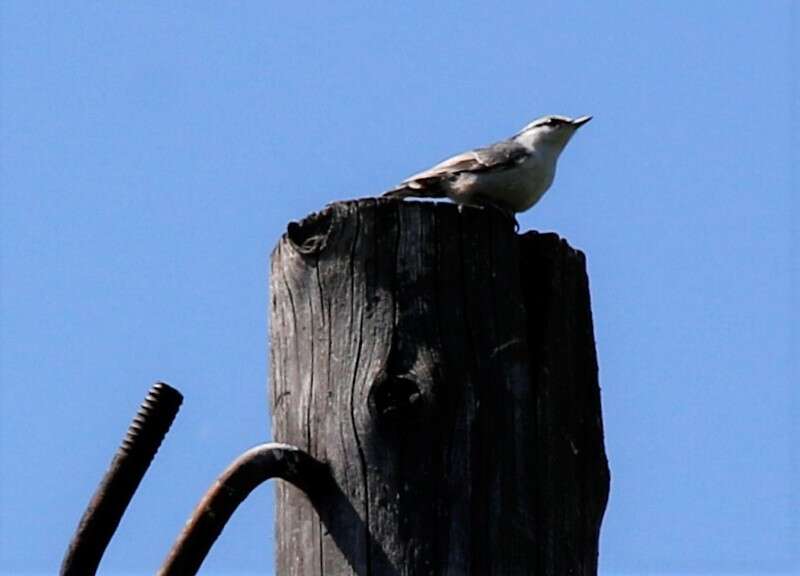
[270,198,610,575]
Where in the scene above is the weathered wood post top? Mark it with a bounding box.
[270,198,609,575]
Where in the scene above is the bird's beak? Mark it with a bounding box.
[571,115,592,127]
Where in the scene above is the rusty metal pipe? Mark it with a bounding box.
[60,382,183,576]
[158,443,326,576]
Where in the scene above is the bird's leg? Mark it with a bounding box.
[472,197,519,232]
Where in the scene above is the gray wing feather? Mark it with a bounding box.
[403,140,526,183]
[384,139,526,198]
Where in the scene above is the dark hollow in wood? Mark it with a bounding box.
[270,199,610,575]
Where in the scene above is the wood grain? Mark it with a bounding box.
[270,199,609,575]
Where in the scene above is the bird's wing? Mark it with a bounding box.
[401,140,527,185]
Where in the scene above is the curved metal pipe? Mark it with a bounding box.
[60,382,183,576]
[158,442,326,576]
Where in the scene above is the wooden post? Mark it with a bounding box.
[270,199,609,576]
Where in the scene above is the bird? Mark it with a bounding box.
[383,115,592,220]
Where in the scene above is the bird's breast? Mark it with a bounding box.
[448,155,556,213]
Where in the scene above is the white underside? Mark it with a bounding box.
[445,154,557,213]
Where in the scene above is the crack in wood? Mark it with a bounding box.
[270,199,609,575]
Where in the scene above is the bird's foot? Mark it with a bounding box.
[457,200,519,231]
[479,200,519,232]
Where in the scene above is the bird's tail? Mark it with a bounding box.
[383,182,445,200]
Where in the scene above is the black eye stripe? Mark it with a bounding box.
[526,117,569,131]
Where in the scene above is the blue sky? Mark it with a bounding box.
[1,2,797,575]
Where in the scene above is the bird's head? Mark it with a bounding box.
[514,115,592,152]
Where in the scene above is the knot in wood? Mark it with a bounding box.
[286,207,337,256]
[368,371,423,422]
